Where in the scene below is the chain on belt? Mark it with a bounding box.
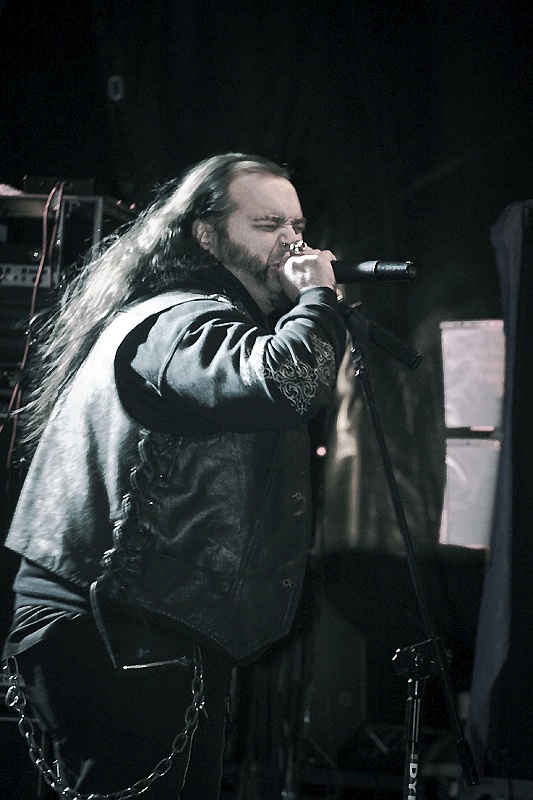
[2,645,206,799]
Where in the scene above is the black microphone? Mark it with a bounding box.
[333,260,416,283]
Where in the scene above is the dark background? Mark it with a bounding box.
[0,0,532,794]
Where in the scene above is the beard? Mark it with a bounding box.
[215,229,289,312]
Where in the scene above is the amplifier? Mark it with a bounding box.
[0,193,136,290]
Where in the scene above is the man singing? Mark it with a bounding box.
[2,153,346,798]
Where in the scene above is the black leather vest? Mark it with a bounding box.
[6,293,313,660]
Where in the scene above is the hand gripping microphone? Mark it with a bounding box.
[287,243,415,283]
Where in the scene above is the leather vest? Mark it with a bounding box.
[5,293,313,660]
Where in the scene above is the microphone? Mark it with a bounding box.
[333,260,416,283]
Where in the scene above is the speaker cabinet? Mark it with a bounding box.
[306,595,366,760]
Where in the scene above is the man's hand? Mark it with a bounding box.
[278,246,337,303]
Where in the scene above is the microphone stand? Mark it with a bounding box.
[338,300,479,798]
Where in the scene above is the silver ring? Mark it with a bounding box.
[289,241,307,255]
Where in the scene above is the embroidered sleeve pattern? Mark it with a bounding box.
[244,334,336,415]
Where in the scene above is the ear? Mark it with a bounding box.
[192,219,216,253]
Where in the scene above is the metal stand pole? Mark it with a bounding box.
[340,301,479,797]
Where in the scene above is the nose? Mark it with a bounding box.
[278,223,305,258]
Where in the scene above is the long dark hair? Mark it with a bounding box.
[21,152,290,451]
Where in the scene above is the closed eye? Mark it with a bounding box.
[255,223,280,231]
[252,215,306,233]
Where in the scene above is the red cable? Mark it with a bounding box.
[1,182,66,468]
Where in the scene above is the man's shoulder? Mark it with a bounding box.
[131,289,228,312]
[123,289,235,323]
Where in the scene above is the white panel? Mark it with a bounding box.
[439,439,501,548]
[440,320,505,429]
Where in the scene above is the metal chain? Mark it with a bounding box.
[3,646,205,800]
